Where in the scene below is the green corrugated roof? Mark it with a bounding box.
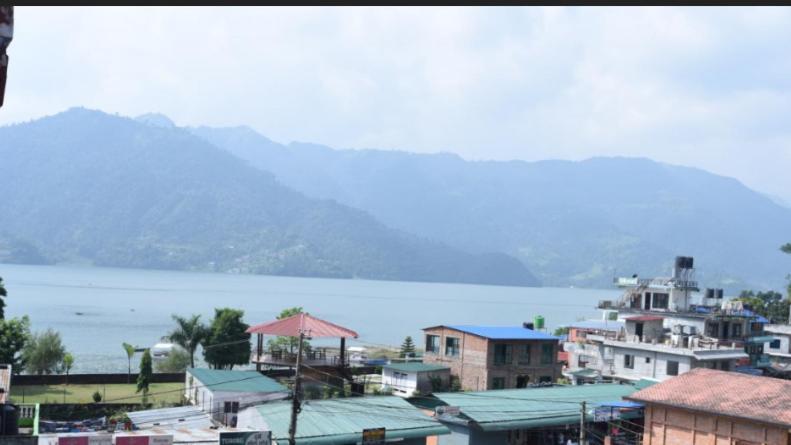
[433,383,643,432]
[187,368,288,393]
[383,362,450,373]
[255,396,449,444]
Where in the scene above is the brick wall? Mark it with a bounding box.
[642,404,789,445]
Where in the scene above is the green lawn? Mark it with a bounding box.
[10,383,184,405]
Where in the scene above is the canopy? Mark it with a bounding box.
[246,312,358,338]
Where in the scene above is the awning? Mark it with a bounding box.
[247,312,358,338]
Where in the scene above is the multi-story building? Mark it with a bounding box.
[763,324,791,364]
[422,325,560,391]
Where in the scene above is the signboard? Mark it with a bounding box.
[435,406,460,416]
[115,435,173,445]
[593,406,621,422]
[219,431,272,445]
[362,428,386,445]
[58,435,112,445]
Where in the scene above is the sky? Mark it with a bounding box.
[3,6,791,203]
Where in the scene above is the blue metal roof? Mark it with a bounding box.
[445,325,557,340]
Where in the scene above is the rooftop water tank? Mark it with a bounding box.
[533,315,545,330]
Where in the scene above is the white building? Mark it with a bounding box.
[185,368,289,425]
[381,362,450,397]
[764,324,791,364]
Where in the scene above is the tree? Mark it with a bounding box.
[0,276,7,320]
[168,314,208,368]
[736,290,790,324]
[553,326,570,336]
[0,316,30,371]
[781,243,791,254]
[400,336,415,358]
[62,352,74,384]
[22,329,66,375]
[137,349,152,402]
[266,307,309,354]
[123,342,136,383]
[202,308,250,370]
[155,348,191,373]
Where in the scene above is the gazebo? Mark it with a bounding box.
[246,312,359,370]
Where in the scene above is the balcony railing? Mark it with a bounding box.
[252,348,348,367]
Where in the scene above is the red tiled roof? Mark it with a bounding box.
[627,368,791,427]
[246,313,358,339]
[624,315,664,322]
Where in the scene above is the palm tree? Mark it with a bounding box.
[122,342,136,383]
[169,314,207,368]
[0,276,7,320]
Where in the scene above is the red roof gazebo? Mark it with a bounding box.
[247,313,358,370]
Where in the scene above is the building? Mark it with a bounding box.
[237,396,449,444]
[422,325,560,391]
[627,368,791,445]
[381,363,450,397]
[564,314,748,384]
[764,324,791,364]
[185,368,289,424]
[431,382,649,445]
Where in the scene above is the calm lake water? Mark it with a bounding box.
[0,263,619,373]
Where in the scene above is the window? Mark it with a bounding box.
[541,344,554,365]
[645,357,651,364]
[516,375,530,388]
[426,335,440,354]
[666,360,679,376]
[539,376,552,383]
[494,344,513,365]
[518,345,531,365]
[732,323,743,337]
[492,377,505,389]
[651,292,669,309]
[770,339,781,349]
[624,354,634,369]
[445,337,460,357]
[706,322,719,338]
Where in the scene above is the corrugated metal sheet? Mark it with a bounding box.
[433,383,642,432]
[247,313,358,339]
[188,368,288,394]
[441,325,558,340]
[255,396,449,444]
[128,406,214,430]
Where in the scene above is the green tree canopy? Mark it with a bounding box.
[62,352,74,375]
[0,276,7,320]
[22,328,66,375]
[553,326,570,336]
[0,316,30,371]
[155,348,191,373]
[168,314,208,368]
[737,290,790,324]
[203,308,251,370]
[781,243,791,254]
[137,349,153,396]
[400,336,415,358]
[266,307,310,354]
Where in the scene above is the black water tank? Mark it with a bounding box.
[675,256,685,269]
[686,257,694,268]
[705,288,714,299]
[0,404,19,436]
[715,289,724,299]
[523,322,534,330]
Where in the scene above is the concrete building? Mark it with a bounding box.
[422,325,560,391]
[764,324,791,364]
[628,368,791,445]
[564,315,748,384]
[237,396,449,444]
[185,368,289,424]
[431,382,648,445]
[381,362,450,398]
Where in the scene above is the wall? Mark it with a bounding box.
[185,373,288,422]
[381,368,417,397]
[609,347,692,381]
[485,339,559,389]
[642,404,789,445]
[12,373,184,386]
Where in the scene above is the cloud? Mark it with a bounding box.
[2,6,790,200]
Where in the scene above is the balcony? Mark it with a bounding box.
[251,347,348,368]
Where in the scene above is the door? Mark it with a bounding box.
[644,293,651,310]
[635,322,644,342]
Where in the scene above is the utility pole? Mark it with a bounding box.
[288,330,306,445]
[579,401,587,445]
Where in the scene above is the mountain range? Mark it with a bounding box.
[1,107,789,291]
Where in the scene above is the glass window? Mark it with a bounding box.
[645,357,651,364]
[425,335,440,354]
[491,377,505,389]
[624,354,634,369]
[666,360,679,376]
[770,339,781,349]
[541,344,554,364]
[538,376,552,383]
[518,344,531,365]
[651,293,669,309]
[732,324,743,337]
[445,337,460,357]
[494,344,513,365]
[516,375,529,388]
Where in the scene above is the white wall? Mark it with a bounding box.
[382,368,418,397]
[609,346,692,381]
[185,372,289,422]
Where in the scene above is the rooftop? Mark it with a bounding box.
[627,368,791,428]
[127,406,213,430]
[187,368,288,394]
[433,383,646,431]
[252,396,449,444]
[765,324,791,335]
[565,320,624,332]
[383,362,450,373]
[247,312,358,339]
[602,339,748,361]
[625,315,664,322]
[426,325,558,341]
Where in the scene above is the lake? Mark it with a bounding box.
[0,263,619,373]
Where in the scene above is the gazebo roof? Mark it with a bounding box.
[246,312,359,339]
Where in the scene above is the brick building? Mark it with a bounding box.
[422,325,560,391]
[627,368,791,445]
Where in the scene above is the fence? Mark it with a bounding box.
[11,373,185,386]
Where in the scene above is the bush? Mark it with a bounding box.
[155,348,191,373]
[92,391,102,403]
[18,417,34,428]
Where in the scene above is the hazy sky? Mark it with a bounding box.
[3,6,791,202]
